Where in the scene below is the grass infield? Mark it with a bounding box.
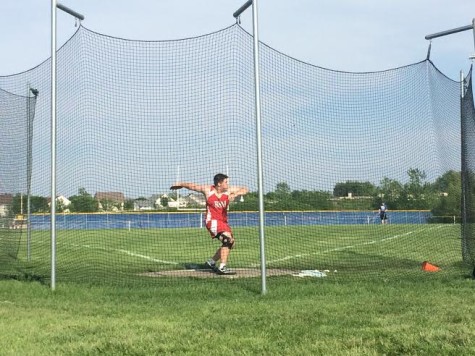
[0,223,465,285]
[0,224,474,354]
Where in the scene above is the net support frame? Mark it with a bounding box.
[26,84,37,261]
[57,2,85,21]
[425,19,475,265]
[252,0,267,296]
[51,0,85,291]
[461,70,468,261]
[233,0,252,19]
[425,22,474,40]
[426,18,475,60]
[0,20,465,286]
[233,0,267,295]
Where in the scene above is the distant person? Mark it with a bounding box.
[170,173,249,275]
[379,202,388,224]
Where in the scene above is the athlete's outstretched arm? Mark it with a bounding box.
[170,182,208,194]
[228,186,249,201]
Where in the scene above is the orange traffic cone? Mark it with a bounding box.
[421,261,440,272]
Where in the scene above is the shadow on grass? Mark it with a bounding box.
[0,258,48,285]
[0,270,48,284]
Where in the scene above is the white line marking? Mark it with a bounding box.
[117,249,178,265]
[258,225,445,267]
[70,243,179,265]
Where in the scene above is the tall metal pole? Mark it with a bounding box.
[51,0,57,291]
[460,70,469,262]
[51,1,84,291]
[26,84,30,261]
[473,18,475,57]
[26,84,34,261]
[251,0,267,295]
[234,0,267,294]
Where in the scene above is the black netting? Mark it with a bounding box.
[462,66,475,265]
[0,24,465,286]
[0,87,36,271]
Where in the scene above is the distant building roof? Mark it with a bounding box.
[94,192,125,203]
[0,194,13,205]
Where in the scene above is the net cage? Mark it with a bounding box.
[0,24,472,286]
[0,87,36,270]
[462,67,475,265]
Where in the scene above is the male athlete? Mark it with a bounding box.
[170,173,249,275]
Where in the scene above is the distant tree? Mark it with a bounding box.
[232,191,258,211]
[333,181,376,197]
[291,190,332,210]
[69,188,98,213]
[99,199,117,212]
[30,196,49,213]
[11,194,24,215]
[124,199,134,210]
[406,168,427,196]
[433,170,460,193]
[431,170,461,220]
[11,195,49,214]
[275,182,291,197]
[265,182,291,204]
[375,177,403,209]
[401,168,433,209]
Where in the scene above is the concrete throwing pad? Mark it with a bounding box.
[140,268,296,279]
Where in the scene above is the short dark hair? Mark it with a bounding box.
[213,173,228,186]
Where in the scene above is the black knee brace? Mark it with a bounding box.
[217,233,235,249]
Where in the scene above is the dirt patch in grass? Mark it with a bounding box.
[140,268,296,279]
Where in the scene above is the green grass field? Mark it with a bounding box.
[1,223,465,286]
[1,224,474,354]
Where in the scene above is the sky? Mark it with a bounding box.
[0,0,474,79]
[0,1,473,198]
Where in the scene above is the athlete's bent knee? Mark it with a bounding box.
[218,233,235,249]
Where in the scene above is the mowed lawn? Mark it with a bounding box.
[4,223,463,282]
[1,224,474,355]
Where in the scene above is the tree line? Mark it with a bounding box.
[235,169,460,219]
[10,169,461,221]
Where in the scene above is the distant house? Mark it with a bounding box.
[47,195,72,213]
[57,195,71,206]
[95,192,125,212]
[151,194,164,209]
[167,196,187,209]
[56,195,71,213]
[185,193,206,207]
[167,193,205,209]
[132,194,169,211]
[0,194,13,217]
[133,198,155,211]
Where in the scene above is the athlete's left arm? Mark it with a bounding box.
[228,186,249,201]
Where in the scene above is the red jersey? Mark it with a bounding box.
[205,185,229,224]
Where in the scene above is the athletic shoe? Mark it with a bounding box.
[216,265,236,275]
[205,260,217,271]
